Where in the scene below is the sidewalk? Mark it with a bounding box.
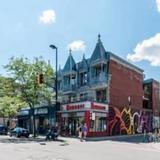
[57,134,144,143]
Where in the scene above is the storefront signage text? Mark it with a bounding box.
[62,101,108,111]
[66,104,85,110]
[34,108,48,115]
[18,110,29,116]
[91,103,106,110]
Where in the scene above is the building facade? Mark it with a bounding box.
[143,79,160,130]
[57,35,159,137]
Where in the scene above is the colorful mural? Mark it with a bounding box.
[107,106,153,136]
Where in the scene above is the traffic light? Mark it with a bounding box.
[37,73,44,84]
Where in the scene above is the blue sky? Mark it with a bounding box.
[0,0,160,80]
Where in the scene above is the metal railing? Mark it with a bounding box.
[62,96,108,104]
[62,84,77,92]
[90,72,108,85]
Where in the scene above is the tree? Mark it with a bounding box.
[0,96,26,125]
[0,76,26,125]
[4,57,55,137]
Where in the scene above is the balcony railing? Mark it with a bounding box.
[62,96,108,104]
[62,84,77,92]
[90,72,108,85]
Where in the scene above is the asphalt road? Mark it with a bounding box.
[0,135,160,160]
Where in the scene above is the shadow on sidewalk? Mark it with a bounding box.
[86,135,152,144]
[0,136,65,144]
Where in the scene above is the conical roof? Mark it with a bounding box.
[90,34,107,63]
[78,54,88,71]
[63,49,76,73]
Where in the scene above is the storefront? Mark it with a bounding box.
[59,101,108,137]
[17,106,56,134]
[34,106,55,134]
[17,108,31,131]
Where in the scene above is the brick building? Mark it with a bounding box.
[57,35,158,137]
[143,79,160,130]
[108,54,153,136]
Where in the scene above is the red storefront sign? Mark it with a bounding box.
[91,102,106,110]
[62,101,108,111]
[66,104,85,110]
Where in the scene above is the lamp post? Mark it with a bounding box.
[49,44,58,124]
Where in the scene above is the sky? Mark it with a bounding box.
[0,0,160,80]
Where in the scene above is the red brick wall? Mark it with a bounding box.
[109,59,143,110]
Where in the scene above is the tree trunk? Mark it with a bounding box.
[33,109,36,138]
[3,114,5,125]
[31,107,36,138]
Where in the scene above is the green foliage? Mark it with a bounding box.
[4,56,55,108]
[0,76,26,118]
[0,96,26,118]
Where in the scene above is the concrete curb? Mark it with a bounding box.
[86,134,143,141]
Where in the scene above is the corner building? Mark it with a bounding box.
[57,35,153,137]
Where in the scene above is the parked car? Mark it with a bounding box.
[0,125,8,135]
[10,127,29,138]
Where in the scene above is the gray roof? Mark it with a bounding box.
[63,50,76,73]
[143,78,159,84]
[90,34,108,63]
[60,34,143,76]
[110,52,144,73]
[78,54,89,71]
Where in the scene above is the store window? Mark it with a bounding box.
[90,112,107,132]
[61,112,85,136]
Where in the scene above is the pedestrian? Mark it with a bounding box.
[78,124,83,141]
[143,129,148,143]
[82,123,88,141]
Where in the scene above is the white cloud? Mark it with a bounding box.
[39,10,56,24]
[127,33,160,66]
[156,0,160,12]
[67,40,86,52]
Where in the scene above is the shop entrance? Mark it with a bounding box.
[38,116,45,134]
[68,117,80,135]
[61,112,85,136]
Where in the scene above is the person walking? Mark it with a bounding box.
[82,123,88,141]
[78,124,83,142]
[143,129,148,143]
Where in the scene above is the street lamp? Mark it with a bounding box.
[49,44,58,123]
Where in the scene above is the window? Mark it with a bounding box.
[64,76,70,85]
[96,89,107,102]
[143,84,152,109]
[80,93,88,101]
[90,112,107,132]
[80,72,87,85]
[95,65,101,77]
[71,74,76,85]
